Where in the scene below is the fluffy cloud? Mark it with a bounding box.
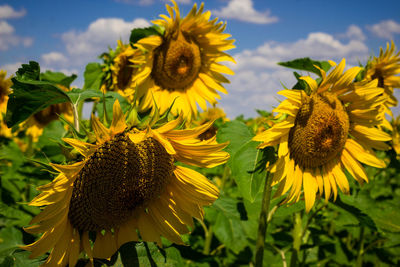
[219,26,369,118]
[41,52,68,66]
[367,20,400,39]
[0,5,26,19]
[213,0,278,24]
[60,18,149,66]
[0,20,33,50]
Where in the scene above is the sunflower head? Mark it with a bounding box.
[254,59,391,212]
[23,100,229,265]
[132,0,235,121]
[0,70,12,115]
[24,85,73,142]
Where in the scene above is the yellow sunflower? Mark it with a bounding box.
[0,70,13,138]
[253,59,392,212]
[23,85,73,142]
[193,107,227,140]
[365,41,400,117]
[393,116,400,159]
[108,40,143,101]
[132,0,235,121]
[22,100,228,266]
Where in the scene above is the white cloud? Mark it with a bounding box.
[367,20,400,39]
[341,25,366,41]
[0,61,23,75]
[0,20,33,50]
[114,0,154,5]
[0,5,26,19]
[41,52,68,66]
[213,0,278,24]
[0,20,14,34]
[219,25,369,118]
[60,18,149,66]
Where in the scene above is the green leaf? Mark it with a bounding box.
[0,227,23,257]
[83,63,104,90]
[211,196,250,254]
[278,57,332,77]
[217,120,266,202]
[231,141,265,202]
[217,120,254,156]
[332,195,377,231]
[130,26,163,45]
[96,92,131,124]
[5,62,71,127]
[67,88,103,105]
[40,70,77,87]
[120,242,184,266]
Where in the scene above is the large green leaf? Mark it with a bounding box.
[278,57,332,77]
[40,70,77,87]
[217,120,266,202]
[5,61,71,127]
[0,227,23,257]
[67,88,103,105]
[82,62,104,90]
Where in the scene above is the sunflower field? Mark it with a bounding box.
[1,1,400,267]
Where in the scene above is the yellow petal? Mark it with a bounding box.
[110,99,127,135]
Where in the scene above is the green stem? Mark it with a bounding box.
[254,172,273,267]
[290,212,302,267]
[72,103,80,132]
[203,225,213,255]
[203,164,230,255]
[102,92,108,125]
[356,226,365,267]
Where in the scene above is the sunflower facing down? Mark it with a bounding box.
[253,59,392,212]
[107,40,144,101]
[23,85,74,142]
[131,0,235,122]
[22,100,229,266]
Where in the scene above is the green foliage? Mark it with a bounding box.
[40,70,77,88]
[130,26,163,45]
[6,62,71,127]
[83,62,104,90]
[278,57,332,77]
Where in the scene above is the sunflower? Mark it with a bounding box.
[22,100,228,266]
[131,0,235,122]
[365,41,400,118]
[194,107,227,140]
[253,59,392,212]
[0,70,13,138]
[23,85,73,142]
[393,116,400,159]
[107,40,144,102]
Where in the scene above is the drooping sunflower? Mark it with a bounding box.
[23,85,73,142]
[365,41,400,117]
[253,59,392,212]
[193,107,227,140]
[107,40,144,102]
[23,100,228,266]
[131,0,235,121]
[0,70,13,138]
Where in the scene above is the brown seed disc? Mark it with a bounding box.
[117,56,134,90]
[68,134,174,231]
[152,31,202,91]
[33,103,70,126]
[288,92,350,168]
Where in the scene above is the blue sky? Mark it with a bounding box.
[1,0,400,118]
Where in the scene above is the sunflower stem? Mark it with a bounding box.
[356,226,365,267]
[254,171,273,267]
[203,225,213,255]
[72,103,80,132]
[289,212,302,267]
